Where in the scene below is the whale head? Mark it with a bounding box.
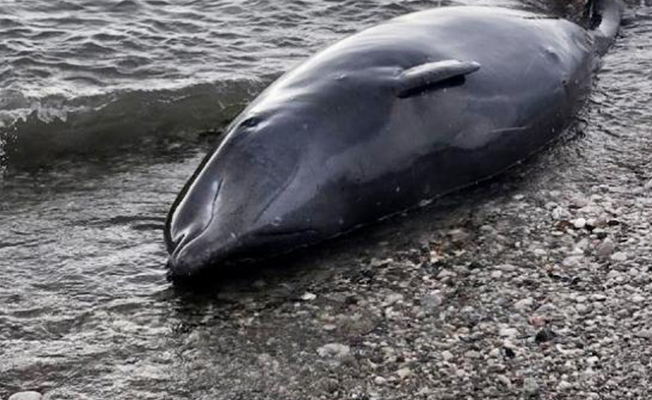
[165,117,315,278]
[164,57,480,279]
[164,73,397,278]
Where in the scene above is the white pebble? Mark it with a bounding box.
[573,218,587,229]
[9,392,42,400]
[533,248,547,257]
[301,292,317,301]
[499,327,519,338]
[514,297,534,311]
[317,343,351,359]
[631,294,645,303]
[610,252,628,262]
[384,293,404,306]
[558,380,573,390]
[491,270,503,279]
[396,367,413,379]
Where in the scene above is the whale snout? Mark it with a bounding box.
[166,223,324,279]
[165,171,325,278]
[166,234,231,279]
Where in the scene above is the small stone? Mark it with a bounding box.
[576,238,590,250]
[499,327,519,338]
[535,303,557,314]
[591,294,607,302]
[301,292,317,301]
[9,393,42,400]
[497,374,512,387]
[645,179,652,190]
[499,264,517,272]
[631,294,645,303]
[587,356,600,366]
[572,196,590,208]
[583,368,597,378]
[514,297,534,311]
[374,376,387,385]
[552,206,570,220]
[573,218,587,229]
[595,214,609,227]
[529,315,547,327]
[396,367,413,379]
[317,343,351,359]
[562,256,582,267]
[533,248,547,257]
[576,304,589,314]
[558,380,573,390]
[421,293,442,311]
[503,347,516,359]
[384,293,404,306]
[370,257,393,267]
[634,329,652,339]
[464,350,481,359]
[610,252,627,262]
[523,377,540,397]
[596,239,615,258]
[448,228,470,243]
[441,350,454,361]
[437,270,456,279]
[535,328,556,344]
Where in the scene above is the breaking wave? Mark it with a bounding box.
[0,78,270,167]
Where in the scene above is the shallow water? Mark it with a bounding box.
[1,0,651,398]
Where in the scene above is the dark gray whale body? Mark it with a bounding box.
[165,0,623,278]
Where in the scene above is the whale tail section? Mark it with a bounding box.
[586,0,625,55]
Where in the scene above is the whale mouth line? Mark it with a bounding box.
[168,179,223,260]
[167,228,322,274]
[254,228,321,239]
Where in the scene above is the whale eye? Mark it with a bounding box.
[240,116,261,129]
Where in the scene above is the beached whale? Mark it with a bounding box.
[165,0,623,278]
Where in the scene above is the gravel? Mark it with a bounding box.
[141,173,649,399]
